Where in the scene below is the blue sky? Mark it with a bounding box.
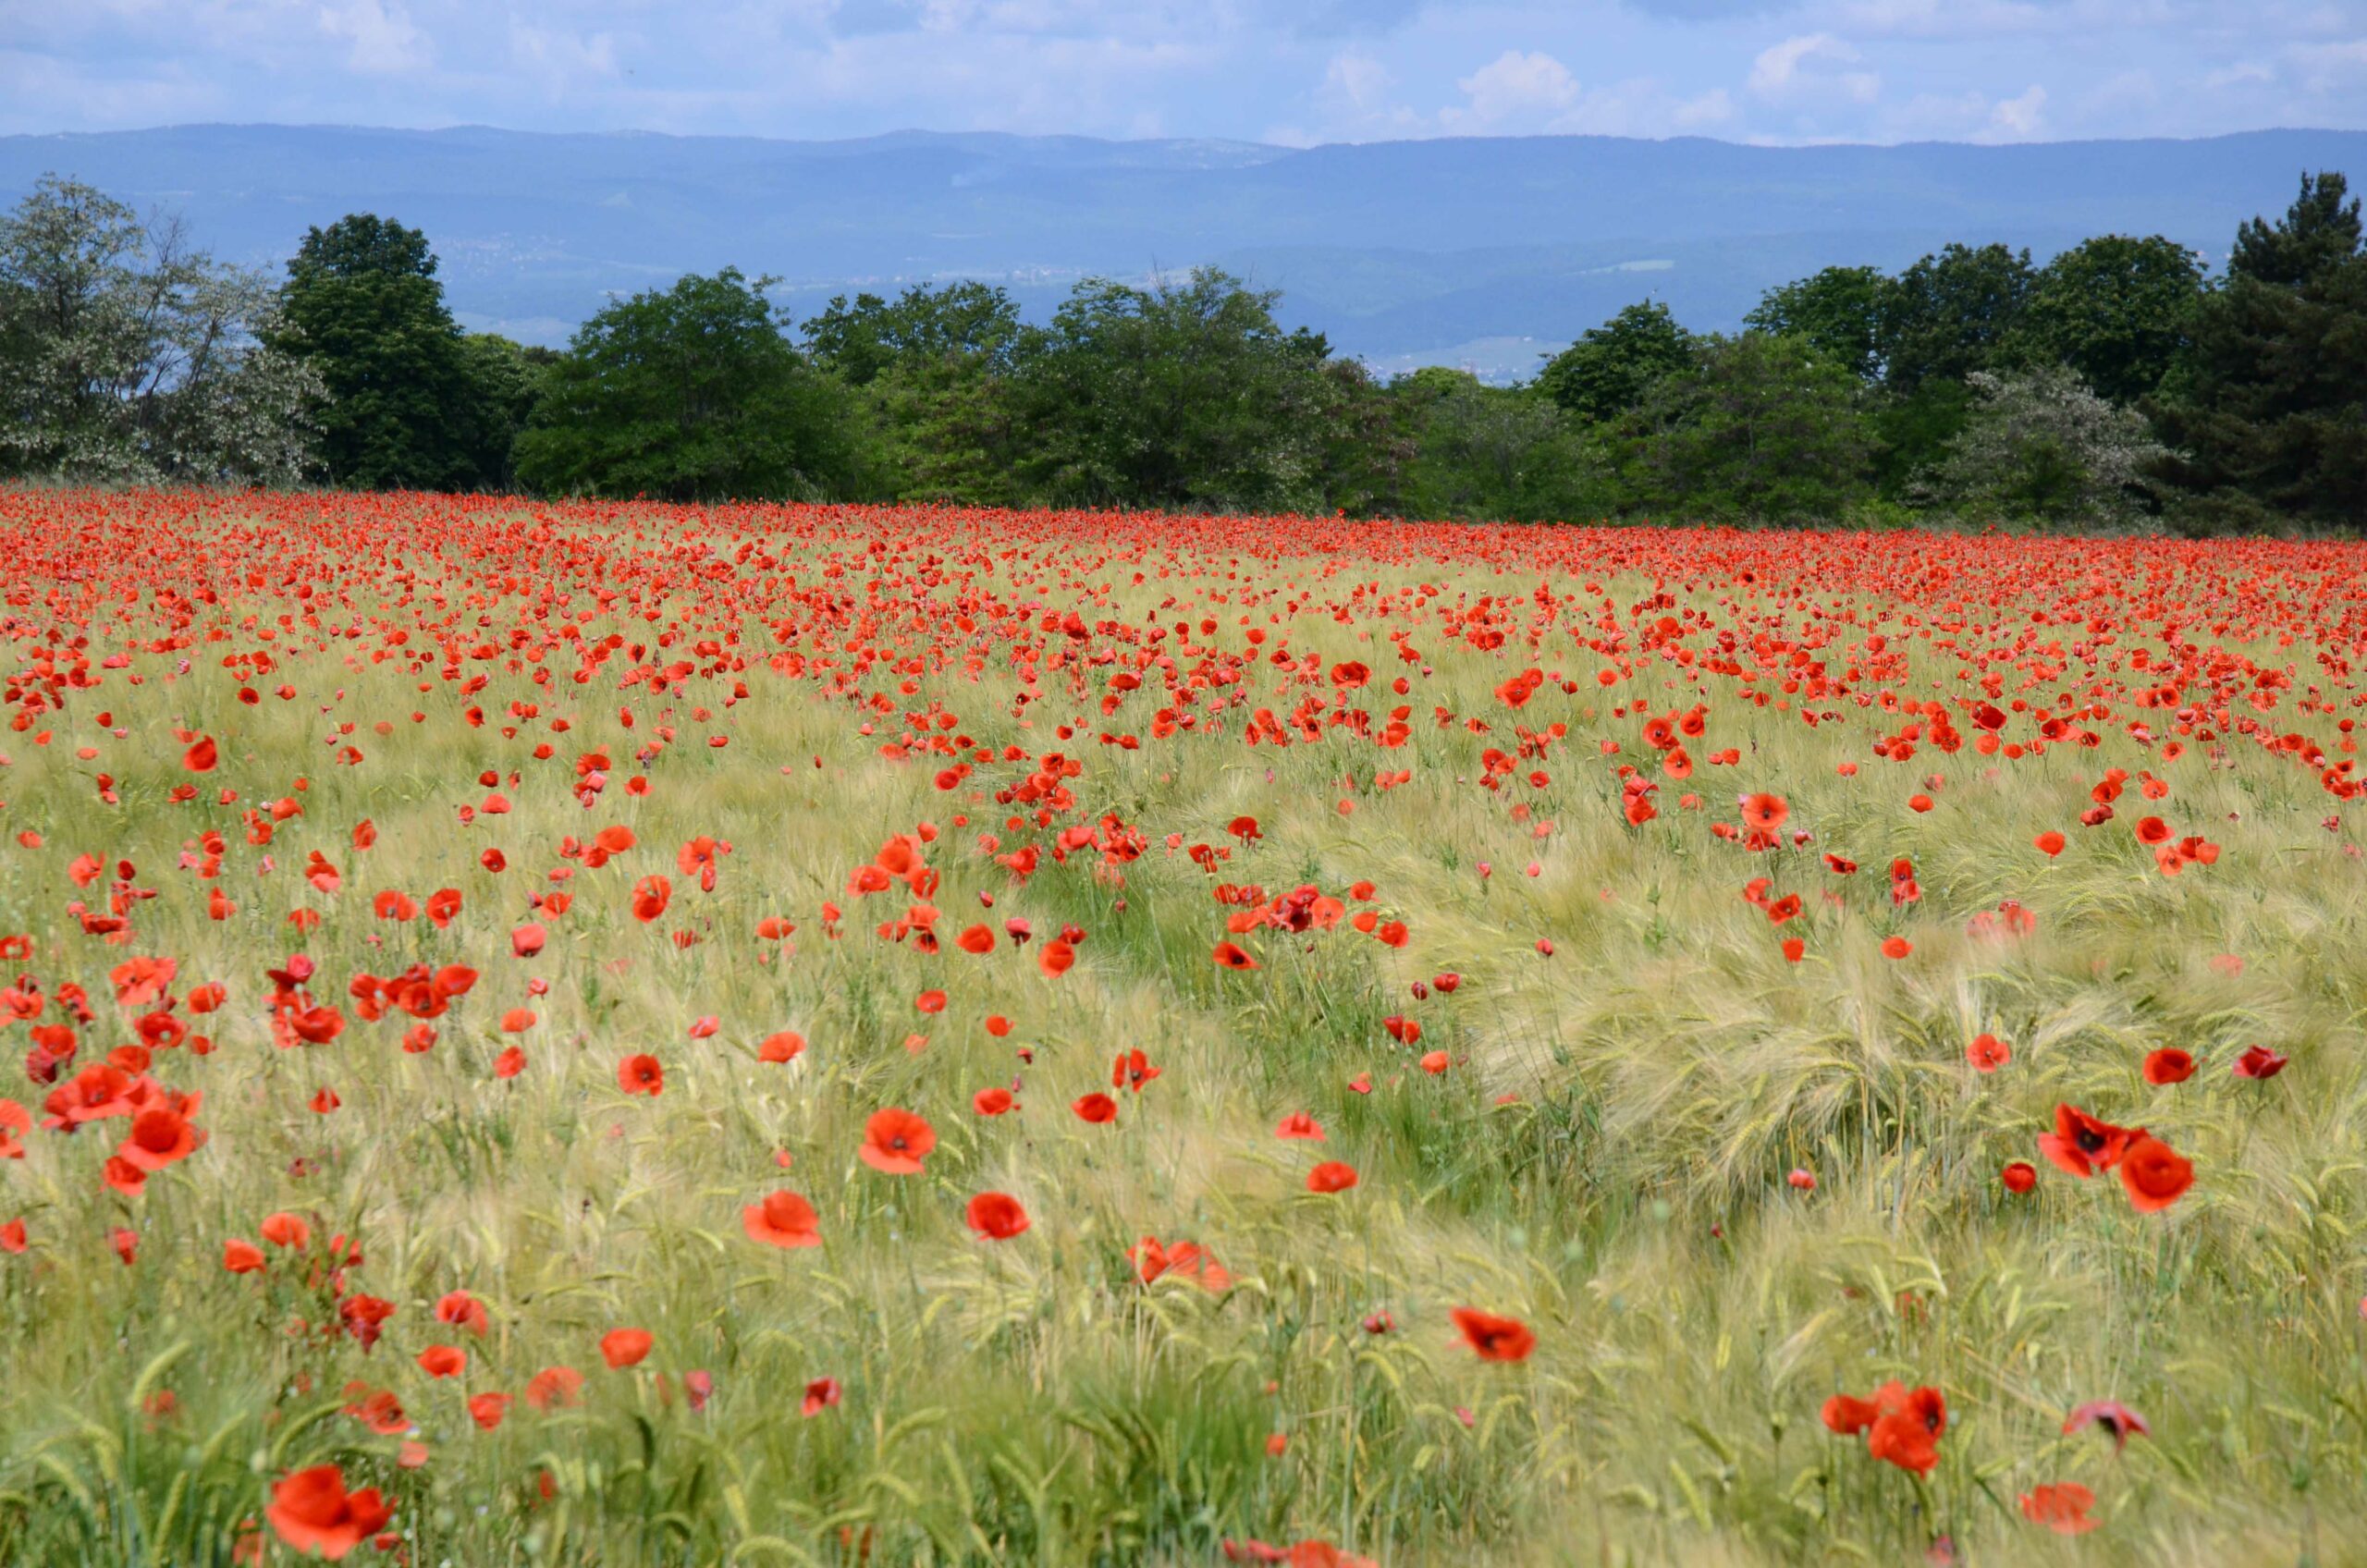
[3,0,2361,145]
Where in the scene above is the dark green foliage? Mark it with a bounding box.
[2016,235,2204,404]
[273,214,510,490]
[803,281,1023,386]
[1878,242,2036,394]
[1870,380,1974,501]
[1535,300,1695,422]
[1745,266,1889,383]
[1391,368,1598,522]
[2147,172,2367,533]
[1615,333,1874,523]
[513,268,863,504]
[1004,269,1345,512]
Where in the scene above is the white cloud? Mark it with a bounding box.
[1983,82,2046,138]
[316,0,432,76]
[1443,49,1580,129]
[1748,32,1879,103]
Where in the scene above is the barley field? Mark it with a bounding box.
[2,487,2364,1567]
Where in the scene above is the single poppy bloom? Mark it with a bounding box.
[1449,1306,1535,1363]
[2118,1133,2194,1212]
[1274,1111,1325,1141]
[260,1211,312,1249]
[966,1191,1030,1240]
[1212,941,1258,970]
[1072,1092,1118,1124]
[2037,1103,2137,1179]
[915,989,948,1014]
[468,1392,512,1430]
[1739,793,1789,833]
[524,1366,583,1410]
[224,1238,265,1273]
[1787,1168,1816,1191]
[801,1377,841,1416]
[1821,1392,1881,1434]
[435,1290,488,1334]
[1306,1161,1359,1194]
[858,1108,936,1173]
[2001,1161,2038,1194]
[1880,936,1913,960]
[417,1344,466,1378]
[2019,1482,2098,1535]
[743,1190,822,1249]
[118,1106,200,1170]
[265,1464,393,1562]
[1965,1033,2010,1072]
[974,1086,1014,1116]
[758,1031,805,1064]
[2064,1400,2151,1451]
[1419,1050,1450,1074]
[600,1328,654,1369]
[1866,1386,1946,1476]
[2034,830,2066,856]
[617,1054,663,1096]
[2143,1048,2194,1084]
[2233,1044,2288,1080]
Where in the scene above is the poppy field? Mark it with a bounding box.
[4,487,2367,1567]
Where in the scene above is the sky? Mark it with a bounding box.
[1,0,2361,148]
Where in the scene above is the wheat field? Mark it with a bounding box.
[0,487,2362,1566]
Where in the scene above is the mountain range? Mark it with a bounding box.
[5,123,2361,382]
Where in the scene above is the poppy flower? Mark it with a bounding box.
[2019,1482,2098,1535]
[758,1031,806,1064]
[617,1054,664,1096]
[1738,793,1788,834]
[2037,1104,2138,1179]
[973,1086,1014,1116]
[801,1377,841,1416]
[1212,941,1258,971]
[261,1211,312,1249]
[265,1464,393,1561]
[2064,1400,2151,1451]
[1306,1161,1359,1193]
[468,1392,512,1430]
[2034,830,2066,856]
[1274,1111,1325,1141]
[1965,1033,2010,1072]
[524,1366,584,1410]
[858,1108,936,1173]
[117,1105,200,1170]
[435,1290,488,1335]
[1866,1386,1947,1476]
[1880,936,1913,960]
[965,1191,1030,1240]
[2118,1133,2194,1212]
[2143,1048,2194,1084]
[2001,1161,2038,1194]
[1072,1093,1118,1124]
[2232,1044,2288,1080]
[224,1238,265,1272]
[743,1190,822,1249]
[417,1344,466,1378]
[601,1328,654,1369]
[1449,1306,1535,1362]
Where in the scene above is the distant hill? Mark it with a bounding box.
[5,123,2361,380]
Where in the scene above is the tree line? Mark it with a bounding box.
[1,169,2360,532]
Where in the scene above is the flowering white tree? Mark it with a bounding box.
[0,177,322,486]
[1918,365,2164,528]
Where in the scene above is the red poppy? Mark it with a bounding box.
[2019,1482,2098,1535]
[2233,1044,2288,1079]
[965,1191,1030,1239]
[265,1464,393,1561]
[2037,1104,2138,1178]
[1965,1033,2010,1072]
[1212,941,1259,970]
[2144,1048,2194,1084]
[601,1328,654,1369]
[1449,1306,1535,1362]
[2064,1400,2151,1451]
[758,1031,806,1064]
[1274,1111,1325,1141]
[524,1366,584,1410]
[418,1344,466,1378]
[1072,1093,1118,1124]
[1306,1161,1359,1193]
[2001,1161,2038,1194]
[859,1108,936,1173]
[801,1377,841,1416]
[2118,1133,2194,1212]
[617,1054,664,1096]
[744,1190,822,1249]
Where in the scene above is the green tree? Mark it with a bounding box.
[1007,269,1341,512]
[2147,171,2367,532]
[1745,265,1890,382]
[0,175,319,485]
[1619,332,1874,522]
[457,334,558,491]
[2017,235,2203,404]
[1879,242,2036,393]
[274,214,517,490]
[1535,300,1696,423]
[513,268,862,503]
[1918,366,2164,528]
[803,282,1022,386]
[1392,367,1600,521]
